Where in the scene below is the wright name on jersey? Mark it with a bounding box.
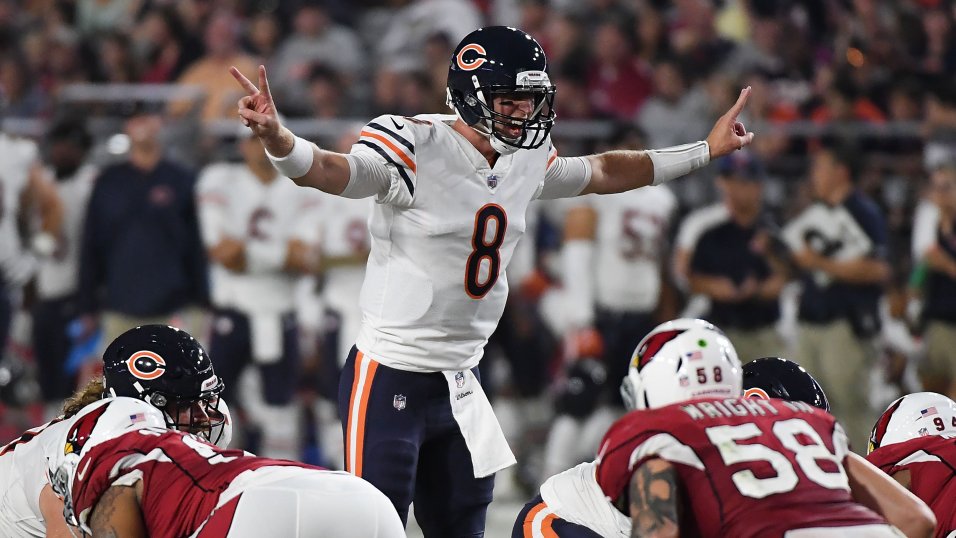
[596,397,887,538]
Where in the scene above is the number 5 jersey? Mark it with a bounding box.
[595,397,889,538]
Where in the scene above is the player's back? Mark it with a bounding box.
[596,397,887,538]
[72,428,316,538]
[867,434,956,537]
[0,417,71,537]
[588,185,675,312]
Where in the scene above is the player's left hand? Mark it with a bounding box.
[706,86,755,159]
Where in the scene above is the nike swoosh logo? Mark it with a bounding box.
[390,118,405,130]
[76,458,91,481]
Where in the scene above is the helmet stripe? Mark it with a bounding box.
[870,397,905,452]
[635,330,684,372]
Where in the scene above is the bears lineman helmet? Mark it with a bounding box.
[868,391,956,454]
[447,26,556,154]
[620,318,742,411]
[743,357,830,411]
[102,325,229,447]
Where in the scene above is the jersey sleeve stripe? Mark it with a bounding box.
[356,140,416,196]
[359,130,416,173]
[547,151,557,169]
[628,432,705,472]
[366,121,415,155]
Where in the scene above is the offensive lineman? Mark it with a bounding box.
[0,325,230,537]
[232,25,755,535]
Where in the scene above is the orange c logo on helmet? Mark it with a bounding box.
[744,387,770,400]
[456,44,487,71]
[127,351,167,380]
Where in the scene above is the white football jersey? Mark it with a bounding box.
[351,114,589,372]
[36,164,97,300]
[197,164,324,314]
[537,461,630,538]
[579,185,676,312]
[0,416,74,537]
[0,133,38,285]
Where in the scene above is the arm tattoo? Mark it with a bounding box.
[89,486,127,538]
[629,458,681,538]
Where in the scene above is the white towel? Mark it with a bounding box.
[250,313,283,364]
[443,369,516,478]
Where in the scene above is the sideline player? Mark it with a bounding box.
[232,25,755,534]
[0,325,230,537]
[868,392,956,537]
[513,322,934,537]
[47,397,404,538]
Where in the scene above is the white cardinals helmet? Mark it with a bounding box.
[620,318,742,410]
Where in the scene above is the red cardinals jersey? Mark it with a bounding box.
[71,428,321,538]
[867,434,956,537]
[596,397,886,537]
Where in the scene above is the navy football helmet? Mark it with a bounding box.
[742,357,830,411]
[102,325,227,445]
[447,26,556,154]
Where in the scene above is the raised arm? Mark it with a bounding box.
[581,87,755,196]
[629,458,682,538]
[231,65,351,195]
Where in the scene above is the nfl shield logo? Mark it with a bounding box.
[486,174,498,189]
[393,394,406,411]
[455,371,465,388]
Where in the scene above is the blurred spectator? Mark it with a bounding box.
[304,65,349,119]
[636,56,710,148]
[31,115,96,408]
[196,128,324,459]
[78,110,208,346]
[0,52,48,118]
[75,0,138,37]
[783,144,890,450]
[375,0,481,73]
[688,151,786,363]
[586,20,652,119]
[423,32,454,113]
[243,11,282,62]
[169,9,257,121]
[272,4,365,109]
[633,4,670,63]
[915,5,956,76]
[94,32,138,83]
[916,165,956,399]
[719,10,785,78]
[135,6,202,83]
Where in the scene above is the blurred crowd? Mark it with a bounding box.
[3,0,956,498]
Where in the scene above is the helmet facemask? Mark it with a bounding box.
[449,70,556,154]
[153,390,227,446]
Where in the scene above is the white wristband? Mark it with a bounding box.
[647,141,710,186]
[267,135,315,179]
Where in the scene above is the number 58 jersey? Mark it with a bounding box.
[595,397,887,538]
[350,114,589,372]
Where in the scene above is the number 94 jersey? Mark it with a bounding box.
[351,114,589,372]
[595,397,886,537]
